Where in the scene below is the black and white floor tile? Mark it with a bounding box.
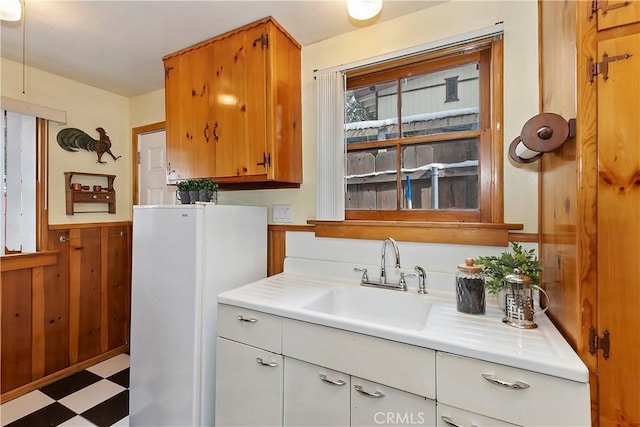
[1,354,130,427]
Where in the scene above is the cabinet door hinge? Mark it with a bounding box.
[252,34,269,49]
[256,152,271,168]
[589,327,610,359]
[588,52,632,83]
[165,66,174,79]
[590,0,631,20]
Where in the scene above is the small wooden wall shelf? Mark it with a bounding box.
[65,171,116,215]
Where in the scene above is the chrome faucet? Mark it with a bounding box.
[380,237,401,284]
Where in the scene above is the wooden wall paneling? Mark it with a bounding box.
[43,229,70,375]
[31,267,45,380]
[104,225,130,350]
[1,270,33,393]
[69,228,102,363]
[267,228,286,276]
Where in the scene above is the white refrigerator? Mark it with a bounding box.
[129,204,267,426]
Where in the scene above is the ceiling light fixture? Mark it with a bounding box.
[347,0,383,20]
[0,0,22,21]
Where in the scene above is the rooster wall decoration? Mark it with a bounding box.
[57,127,122,164]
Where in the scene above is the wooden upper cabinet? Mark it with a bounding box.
[592,0,640,30]
[163,17,302,187]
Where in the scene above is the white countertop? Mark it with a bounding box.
[218,272,589,383]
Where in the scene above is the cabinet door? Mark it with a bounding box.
[284,358,350,426]
[69,228,102,363]
[164,54,188,181]
[596,32,640,427]
[165,46,217,180]
[213,24,268,179]
[351,377,436,427]
[436,403,518,427]
[595,1,640,31]
[215,337,283,426]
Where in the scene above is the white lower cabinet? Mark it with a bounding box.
[215,337,283,426]
[436,403,518,427]
[351,377,436,427]
[284,358,350,426]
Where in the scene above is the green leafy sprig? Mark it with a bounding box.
[474,242,543,294]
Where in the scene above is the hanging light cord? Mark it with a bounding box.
[22,0,26,94]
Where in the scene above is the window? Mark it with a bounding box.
[1,110,47,254]
[343,37,502,224]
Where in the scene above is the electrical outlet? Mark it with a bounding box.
[272,204,293,223]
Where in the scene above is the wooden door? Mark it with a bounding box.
[242,23,269,178]
[213,29,251,179]
[164,54,187,181]
[594,0,640,31]
[596,32,640,426]
[183,43,216,179]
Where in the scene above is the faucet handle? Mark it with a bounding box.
[353,267,368,285]
[414,266,427,294]
[398,272,408,291]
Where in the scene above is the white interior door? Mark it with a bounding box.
[138,130,172,205]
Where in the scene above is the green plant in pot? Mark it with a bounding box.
[187,180,200,203]
[175,180,191,204]
[474,242,542,295]
[198,178,218,203]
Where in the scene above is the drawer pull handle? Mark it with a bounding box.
[354,384,385,398]
[482,374,530,390]
[256,357,278,367]
[319,374,346,386]
[441,416,478,427]
[236,315,257,323]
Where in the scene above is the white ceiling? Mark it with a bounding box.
[0,1,440,97]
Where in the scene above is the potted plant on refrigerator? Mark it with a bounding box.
[176,180,191,204]
[187,180,200,203]
[198,178,218,203]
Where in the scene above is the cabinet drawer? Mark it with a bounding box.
[436,403,518,427]
[351,376,436,427]
[73,191,115,203]
[283,319,435,399]
[436,352,590,426]
[217,304,282,353]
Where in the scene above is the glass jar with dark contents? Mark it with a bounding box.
[456,258,485,314]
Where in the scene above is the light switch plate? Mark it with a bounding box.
[272,204,293,223]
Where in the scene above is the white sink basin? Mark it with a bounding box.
[302,285,432,330]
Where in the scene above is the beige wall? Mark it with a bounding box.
[4,1,540,231]
[1,58,131,224]
[131,1,540,232]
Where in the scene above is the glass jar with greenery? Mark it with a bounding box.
[474,242,543,295]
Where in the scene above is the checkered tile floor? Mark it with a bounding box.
[1,354,130,427]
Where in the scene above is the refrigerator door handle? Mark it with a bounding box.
[256,357,279,367]
[236,314,258,323]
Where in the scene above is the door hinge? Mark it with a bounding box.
[590,0,631,20]
[588,52,632,83]
[256,152,271,168]
[137,151,141,165]
[252,34,269,49]
[589,327,610,359]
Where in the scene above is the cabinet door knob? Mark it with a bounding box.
[92,194,98,199]
[319,374,346,386]
[353,384,385,398]
[255,357,278,367]
[481,374,530,390]
[59,235,68,243]
[213,122,219,142]
[204,123,210,143]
